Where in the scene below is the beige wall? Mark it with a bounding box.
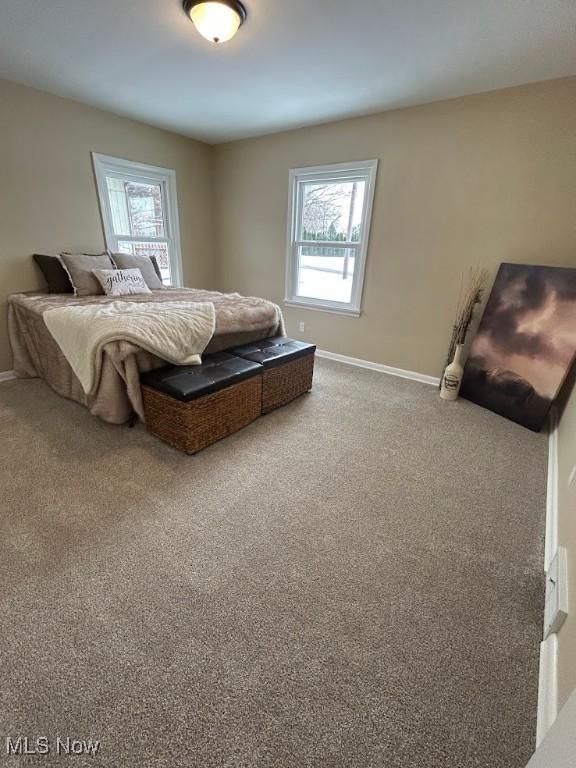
[3,77,575,376]
[213,77,576,377]
[556,380,576,709]
[0,78,215,371]
[527,685,576,767]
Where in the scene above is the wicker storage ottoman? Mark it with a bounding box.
[229,337,316,414]
[141,353,263,454]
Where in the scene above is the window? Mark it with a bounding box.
[285,160,378,315]
[92,153,183,286]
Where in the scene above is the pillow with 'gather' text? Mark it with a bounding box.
[92,268,152,296]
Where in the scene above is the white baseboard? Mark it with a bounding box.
[316,349,440,387]
[537,408,560,745]
[0,370,16,382]
[537,634,558,747]
[545,408,558,573]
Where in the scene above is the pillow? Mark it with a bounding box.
[92,268,152,296]
[60,253,115,297]
[33,254,74,294]
[150,256,163,283]
[109,253,163,290]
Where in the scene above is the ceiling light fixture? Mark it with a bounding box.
[183,0,247,44]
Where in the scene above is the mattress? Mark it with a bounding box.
[8,288,285,424]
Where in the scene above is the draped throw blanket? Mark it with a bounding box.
[43,300,216,395]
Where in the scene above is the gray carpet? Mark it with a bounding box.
[0,360,547,768]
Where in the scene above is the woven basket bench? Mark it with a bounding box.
[229,337,316,414]
[141,353,262,454]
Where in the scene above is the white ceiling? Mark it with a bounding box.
[0,0,575,144]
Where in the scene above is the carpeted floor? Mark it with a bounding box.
[0,359,547,768]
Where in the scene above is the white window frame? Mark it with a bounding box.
[92,152,183,286]
[285,159,378,316]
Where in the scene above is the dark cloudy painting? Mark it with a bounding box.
[460,263,576,431]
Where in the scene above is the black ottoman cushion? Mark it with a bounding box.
[229,337,316,368]
[141,352,262,403]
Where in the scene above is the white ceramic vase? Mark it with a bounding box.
[440,343,466,401]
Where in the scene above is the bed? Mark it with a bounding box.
[8,288,285,424]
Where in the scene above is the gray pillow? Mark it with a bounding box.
[110,253,163,290]
[60,253,115,297]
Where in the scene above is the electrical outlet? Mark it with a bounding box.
[569,464,576,486]
[299,321,305,333]
[544,546,568,638]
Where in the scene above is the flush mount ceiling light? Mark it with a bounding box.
[183,0,247,44]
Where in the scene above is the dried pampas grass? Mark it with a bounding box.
[441,267,489,386]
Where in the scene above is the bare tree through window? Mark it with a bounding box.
[286,160,378,312]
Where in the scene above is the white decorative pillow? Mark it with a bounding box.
[92,268,152,296]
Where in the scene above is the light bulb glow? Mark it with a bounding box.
[189,2,242,43]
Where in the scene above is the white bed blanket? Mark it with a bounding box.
[43,300,216,395]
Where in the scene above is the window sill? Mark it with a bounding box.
[283,299,361,318]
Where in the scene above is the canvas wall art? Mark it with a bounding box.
[460,263,576,431]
